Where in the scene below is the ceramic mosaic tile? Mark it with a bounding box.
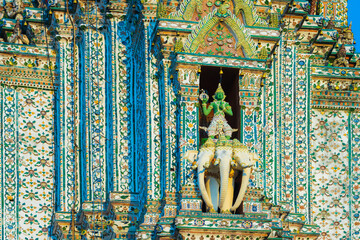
[319,0,348,26]
[0,0,358,239]
[311,109,350,240]
[0,87,54,240]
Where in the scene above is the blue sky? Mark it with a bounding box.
[348,0,360,52]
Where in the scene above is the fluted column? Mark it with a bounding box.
[51,21,81,239]
[106,12,141,238]
[163,59,178,193]
[81,26,107,203]
[110,17,132,194]
[156,56,180,238]
[177,64,202,212]
[56,36,80,211]
[137,18,164,239]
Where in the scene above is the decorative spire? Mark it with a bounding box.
[214,83,225,95]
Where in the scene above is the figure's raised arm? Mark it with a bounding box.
[202,102,213,116]
[223,102,233,116]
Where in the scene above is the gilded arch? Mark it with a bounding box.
[184,10,256,57]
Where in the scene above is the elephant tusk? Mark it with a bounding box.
[196,145,215,211]
[198,166,214,210]
[230,168,251,211]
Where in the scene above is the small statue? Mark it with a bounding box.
[201,83,234,139]
[8,20,30,45]
[333,44,349,67]
[341,22,354,44]
[325,17,335,29]
[258,47,268,60]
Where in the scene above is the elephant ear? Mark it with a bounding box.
[184,150,198,164]
[249,152,259,167]
[232,139,250,169]
[230,168,251,211]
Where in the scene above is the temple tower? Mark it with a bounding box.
[0,0,359,239]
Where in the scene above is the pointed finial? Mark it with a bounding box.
[215,83,225,95]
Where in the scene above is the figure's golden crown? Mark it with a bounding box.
[215,83,225,95]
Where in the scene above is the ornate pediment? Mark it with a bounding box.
[183,9,256,57]
[162,0,266,57]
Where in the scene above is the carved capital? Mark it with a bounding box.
[142,3,158,20]
[177,64,200,86]
[107,0,129,17]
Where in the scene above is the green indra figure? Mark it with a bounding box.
[201,83,234,139]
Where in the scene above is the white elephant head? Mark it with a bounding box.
[231,139,255,169]
[194,138,258,214]
[184,150,199,170]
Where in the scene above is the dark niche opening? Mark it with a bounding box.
[199,66,240,141]
[199,66,242,214]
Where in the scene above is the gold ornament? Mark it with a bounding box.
[213,83,226,99]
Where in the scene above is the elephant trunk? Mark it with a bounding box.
[218,147,232,210]
[197,150,214,210]
[230,168,251,211]
[198,165,213,209]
